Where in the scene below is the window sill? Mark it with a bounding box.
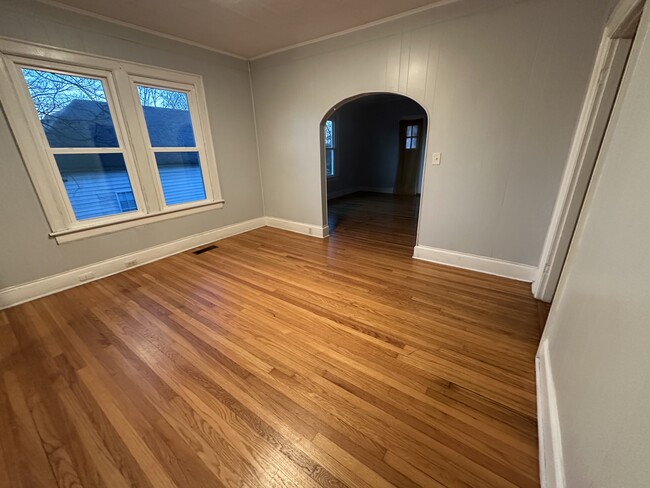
[50,200,225,244]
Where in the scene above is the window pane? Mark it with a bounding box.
[21,68,119,148]
[116,191,137,212]
[326,148,334,176]
[411,138,417,149]
[412,125,418,136]
[406,138,412,149]
[154,151,206,205]
[54,153,136,220]
[406,125,412,137]
[137,86,196,147]
[324,120,334,149]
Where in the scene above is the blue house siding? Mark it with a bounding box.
[60,166,205,220]
[158,166,205,205]
[154,151,206,205]
[60,169,133,220]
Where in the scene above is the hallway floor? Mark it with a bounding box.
[327,192,420,255]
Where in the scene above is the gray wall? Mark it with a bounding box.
[251,0,614,266]
[542,6,650,487]
[0,0,618,292]
[327,95,426,199]
[0,0,264,289]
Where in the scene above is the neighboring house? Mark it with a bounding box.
[42,99,204,220]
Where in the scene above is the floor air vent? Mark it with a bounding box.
[193,245,218,255]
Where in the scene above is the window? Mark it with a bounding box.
[406,124,418,149]
[135,84,207,206]
[324,119,335,177]
[20,67,140,221]
[116,191,137,212]
[0,39,223,243]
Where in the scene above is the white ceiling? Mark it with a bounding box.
[41,0,447,59]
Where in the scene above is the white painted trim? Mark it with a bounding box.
[0,215,337,309]
[126,72,224,210]
[413,245,538,282]
[327,186,394,200]
[533,35,613,300]
[533,0,642,302]
[606,0,646,38]
[0,36,216,80]
[0,215,537,308]
[0,217,266,310]
[250,0,460,60]
[536,340,566,488]
[0,37,225,242]
[36,0,247,61]
[37,0,461,61]
[52,201,225,244]
[265,217,329,238]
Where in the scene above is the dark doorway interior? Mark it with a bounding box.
[324,94,427,252]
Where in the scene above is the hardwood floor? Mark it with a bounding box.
[0,204,541,487]
[328,192,420,252]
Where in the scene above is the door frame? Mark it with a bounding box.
[533,0,645,302]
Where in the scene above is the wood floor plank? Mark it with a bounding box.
[1,370,60,488]
[0,192,541,487]
[312,433,397,488]
[57,386,133,488]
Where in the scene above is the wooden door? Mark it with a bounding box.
[394,119,424,195]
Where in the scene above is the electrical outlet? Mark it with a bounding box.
[432,152,442,165]
[125,259,138,268]
[78,272,95,282]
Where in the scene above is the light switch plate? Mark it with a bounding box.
[432,152,442,165]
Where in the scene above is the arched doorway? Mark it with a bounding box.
[320,93,428,252]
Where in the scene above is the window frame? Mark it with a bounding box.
[8,57,149,226]
[0,37,224,243]
[128,75,217,210]
[406,124,419,150]
[324,118,336,178]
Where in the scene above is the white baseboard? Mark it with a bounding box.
[412,245,538,282]
[1,219,535,309]
[537,340,566,488]
[0,217,266,310]
[327,186,394,200]
[265,217,329,238]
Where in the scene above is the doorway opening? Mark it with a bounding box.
[534,0,645,303]
[320,93,427,254]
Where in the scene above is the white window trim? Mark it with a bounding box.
[325,118,337,179]
[0,37,224,244]
[127,75,219,210]
[10,56,150,227]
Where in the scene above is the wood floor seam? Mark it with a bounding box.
[0,193,541,487]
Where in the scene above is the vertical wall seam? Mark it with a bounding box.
[247,60,267,217]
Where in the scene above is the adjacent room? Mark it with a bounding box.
[325,93,427,252]
[1,0,649,487]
